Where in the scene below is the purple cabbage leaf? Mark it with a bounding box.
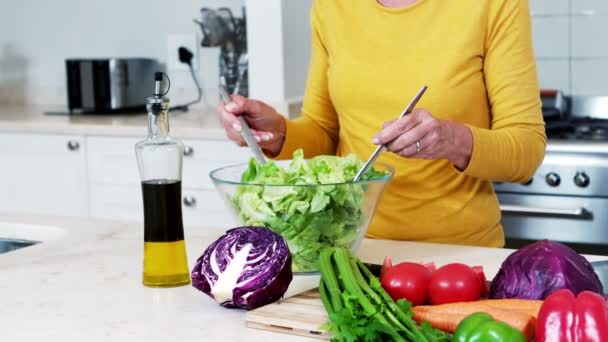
[191,226,292,310]
[490,240,603,300]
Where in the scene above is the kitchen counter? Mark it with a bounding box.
[0,105,227,139]
[1,214,606,341]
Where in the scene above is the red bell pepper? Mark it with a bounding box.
[537,289,608,342]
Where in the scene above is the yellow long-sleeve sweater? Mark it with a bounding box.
[276,0,546,247]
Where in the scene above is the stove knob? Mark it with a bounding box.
[546,172,561,187]
[574,172,590,188]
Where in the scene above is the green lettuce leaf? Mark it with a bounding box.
[231,149,388,271]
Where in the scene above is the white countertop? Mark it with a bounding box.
[1,214,605,341]
[0,106,227,139]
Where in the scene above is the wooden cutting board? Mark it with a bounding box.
[246,289,331,340]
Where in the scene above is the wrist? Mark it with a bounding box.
[264,115,287,158]
[445,121,473,171]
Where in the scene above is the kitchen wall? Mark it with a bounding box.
[245,0,312,109]
[531,0,608,95]
[0,0,244,107]
[3,0,603,108]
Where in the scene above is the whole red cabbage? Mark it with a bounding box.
[191,226,292,310]
[490,240,603,300]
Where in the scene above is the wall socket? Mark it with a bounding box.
[167,33,199,71]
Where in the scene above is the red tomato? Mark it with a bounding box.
[428,263,483,305]
[381,256,393,279]
[472,265,489,296]
[381,262,432,306]
[420,262,437,273]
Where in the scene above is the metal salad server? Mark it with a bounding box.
[352,85,428,182]
[218,78,267,165]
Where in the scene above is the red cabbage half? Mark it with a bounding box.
[191,226,292,310]
[490,240,603,300]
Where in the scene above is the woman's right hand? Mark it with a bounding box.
[217,94,287,157]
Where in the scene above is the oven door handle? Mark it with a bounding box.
[500,204,592,219]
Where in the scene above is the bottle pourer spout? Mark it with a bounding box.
[154,72,163,98]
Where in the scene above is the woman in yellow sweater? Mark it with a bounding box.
[217,0,546,247]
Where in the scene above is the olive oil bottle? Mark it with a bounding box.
[135,72,190,287]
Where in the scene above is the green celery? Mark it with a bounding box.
[332,248,406,341]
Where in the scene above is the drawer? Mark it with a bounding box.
[89,184,143,222]
[87,136,250,189]
[182,139,251,189]
[86,136,141,185]
[182,189,239,228]
[89,184,237,228]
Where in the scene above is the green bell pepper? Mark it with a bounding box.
[453,312,526,342]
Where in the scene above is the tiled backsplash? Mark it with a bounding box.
[531,0,608,95]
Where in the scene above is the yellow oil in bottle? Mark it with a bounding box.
[143,240,190,287]
[141,180,190,288]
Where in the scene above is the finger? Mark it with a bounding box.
[398,131,437,159]
[251,129,275,142]
[218,105,243,132]
[373,112,422,145]
[225,127,246,147]
[382,120,396,129]
[415,133,438,159]
[385,120,432,152]
[226,94,265,117]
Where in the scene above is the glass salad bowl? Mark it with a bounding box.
[209,152,394,273]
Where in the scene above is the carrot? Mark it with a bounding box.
[412,303,536,339]
[412,309,463,333]
[479,299,543,318]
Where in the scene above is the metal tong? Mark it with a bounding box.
[352,85,428,182]
[218,78,267,164]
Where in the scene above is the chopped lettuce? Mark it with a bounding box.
[231,149,388,272]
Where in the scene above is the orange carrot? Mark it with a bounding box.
[412,303,536,339]
[411,309,464,333]
[479,299,543,318]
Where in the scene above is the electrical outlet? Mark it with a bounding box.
[167,33,199,71]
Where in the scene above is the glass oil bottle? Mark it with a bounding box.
[135,72,190,287]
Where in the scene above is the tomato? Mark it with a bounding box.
[381,262,432,306]
[381,256,393,279]
[428,263,483,305]
[472,265,489,296]
[420,262,437,273]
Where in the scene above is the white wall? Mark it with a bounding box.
[0,0,244,107]
[531,0,608,95]
[245,0,285,104]
[246,0,312,114]
[282,0,313,101]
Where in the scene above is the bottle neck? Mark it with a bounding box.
[146,96,171,139]
[148,111,170,138]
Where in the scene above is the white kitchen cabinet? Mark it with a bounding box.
[0,133,88,217]
[181,189,239,228]
[181,139,251,189]
[88,183,142,222]
[86,136,247,225]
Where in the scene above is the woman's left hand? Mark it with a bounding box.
[372,109,474,170]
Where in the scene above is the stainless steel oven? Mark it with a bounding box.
[495,96,608,255]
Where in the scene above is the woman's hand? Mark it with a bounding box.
[372,109,474,170]
[217,94,287,157]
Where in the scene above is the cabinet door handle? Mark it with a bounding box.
[184,146,194,157]
[183,196,197,208]
[67,140,80,151]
